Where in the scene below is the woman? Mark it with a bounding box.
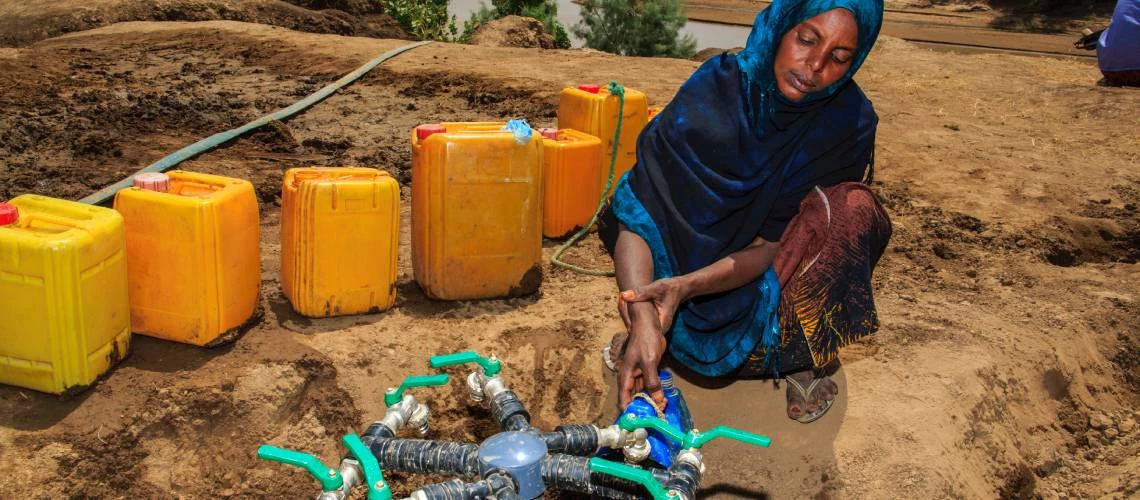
[1098,0,1140,86]
[599,0,892,423]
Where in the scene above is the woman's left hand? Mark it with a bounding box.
[620,277,689,333]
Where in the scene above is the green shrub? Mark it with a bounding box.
[573,0,697,58]
[385,0,457,41]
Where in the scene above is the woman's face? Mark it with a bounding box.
[772,8,859,101]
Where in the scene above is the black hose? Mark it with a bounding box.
[542,425,599,456]
[541,454,669,499]
[490,391,531,431]
[416,479,468,500]
[368,438,481,477]
[666,460,701,499]
[361,422,396,444]
[414,473,519,500]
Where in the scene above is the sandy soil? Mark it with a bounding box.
[0,0,410,47]
[682,0,1102,58]
[0,15,1138,500]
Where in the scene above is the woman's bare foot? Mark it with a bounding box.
[786,370,838,421]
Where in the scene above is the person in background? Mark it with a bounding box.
[1098,0,1140,86]
[599,0,892,424]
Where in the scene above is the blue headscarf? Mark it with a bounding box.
[610,0,884,376]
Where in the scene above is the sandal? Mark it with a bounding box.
[785,374,835,424]
[602,331,628,372]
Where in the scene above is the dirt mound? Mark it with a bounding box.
[468,15,554,49]
[0,0,410,47]
[692,46,742,62]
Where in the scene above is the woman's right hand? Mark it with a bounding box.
[619,277,689,333]
[618,302,668,409]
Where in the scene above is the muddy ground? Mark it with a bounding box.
[0,13,1138,500]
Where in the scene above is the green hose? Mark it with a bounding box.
[79,40,432,206]
[550,81,625,277]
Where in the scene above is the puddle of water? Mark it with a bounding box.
[448,0,752,50]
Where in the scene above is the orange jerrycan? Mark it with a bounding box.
[411,122,543,300]
[537,128,603,239]
[113,171,260,346]
[557,83,648,198]
[0,195,131,394]
[281,167,400,317]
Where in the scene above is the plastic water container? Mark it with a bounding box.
[113,171,260,346]
[0,195,131,394]
[281,167,400,317]
[604,369,693,468]
[557,84,648,198]
[411,122,543,300]
[538,128,603,239]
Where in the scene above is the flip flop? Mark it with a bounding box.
[785,375,835,424]
[602,331,628,372]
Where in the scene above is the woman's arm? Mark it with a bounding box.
[677,236,779,299]
[612,226,668,409]
[620,235,779,332]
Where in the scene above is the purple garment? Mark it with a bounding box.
[1099,0,1140,72]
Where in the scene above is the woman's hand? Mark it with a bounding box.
[619,277,690,332]
[618,302,668,409]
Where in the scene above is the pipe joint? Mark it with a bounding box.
[316,459,363,500]
[598,425,651,463]
[381,394,432,437]
[675,449,705,475]
[467,372,510,405]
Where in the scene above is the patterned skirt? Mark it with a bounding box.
[737,182,892,377]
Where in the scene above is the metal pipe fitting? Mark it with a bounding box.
[596,424,652,463]
[316,459,363,500]
[466,371,510,405]
[465,372,485,404]
[665,450,704,500]
[622,435,651,464]
[381,394,432,437]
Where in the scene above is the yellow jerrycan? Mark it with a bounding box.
[537,128,603,239]
[648,105,664,121]
[557,83,649,198]
[0,195,131,394]
[411,122,543,300]
[281,167,400,317]
[113,171,260,346]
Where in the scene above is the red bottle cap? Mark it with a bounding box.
[417,124,447,140]
[578,84,601,94]
[0,203,17,226]
[538,128,559,140]
[133,172,171,192]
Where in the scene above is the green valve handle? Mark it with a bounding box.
[342,434,392,500]
[689,425,772,449]
[588,457,670,500]
[257,445,343,491]
[618,414,772,450]
[618,413,686,444]
[429,351,502,377]
[384,373,450,407]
